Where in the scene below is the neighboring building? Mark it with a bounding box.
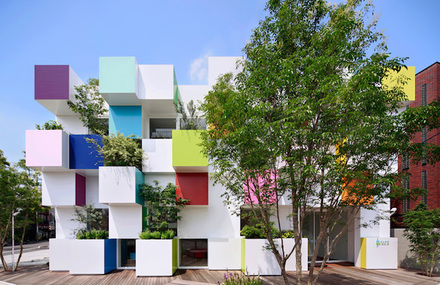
[26,57,406,275]
[393,62,440,226]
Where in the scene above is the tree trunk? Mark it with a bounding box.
[281,265,290,285]
[293,210,302,285]
[0,244,10,272]
[15,214,28,271]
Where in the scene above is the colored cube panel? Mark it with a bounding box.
[99,57,136,93]
[26,130,69,169]
[35,65,70,100]
[99,166,144,205]
[382,66,415,101]
[176,173,208,205]
[42,172,85,207]
[172,130,208,172]
[109,105,142,137]
[69,135,104,169]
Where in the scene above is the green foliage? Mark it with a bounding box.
[71,204,105,234]
[140,181,188,233]
[240,224,279,239]
[403,202,440,277]
[175,100,203,130]
[87,132,144,170]
[0,151,44,271]
[77,230,109,240]
[281,230,295,239]
[35,120,63,130]
[220,271,263,285]
[139,230,174,240]
[67,78,109,135]
[200,1,440,284]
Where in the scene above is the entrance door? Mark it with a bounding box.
[302,211,348,262]
[119,239,136,268]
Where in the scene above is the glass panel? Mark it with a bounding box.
[120,239,136,267]
[180,239,208,267]
[150,118,176,139]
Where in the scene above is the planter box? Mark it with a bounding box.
[69,239,117,274]
[360,237,398,269]
[136,239,178,276]
[244,238,308,275]
[99,166,144,205]
[49,239,73,271]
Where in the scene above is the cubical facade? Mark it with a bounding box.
[26,57,410,275]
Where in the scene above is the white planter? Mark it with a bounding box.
[99,166,144,205]
[244,238,308,275]
[136,239,178,276]
[360,237,398,269]
[49,238,73,271]
[208,238,242,270]
[69,239,117,274]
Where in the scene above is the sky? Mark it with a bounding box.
[0,0,439,163]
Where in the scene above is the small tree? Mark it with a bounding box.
[71,204,106,236]
[140,181,188,234]
[0,152,43,271]
[175,100,203,130]
[87,132,145,170]
[67,78,109,135]
[403,202,440,277]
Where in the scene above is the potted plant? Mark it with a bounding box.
[68,204,116,275]
[241,224,308,275]
[136,181,188,276]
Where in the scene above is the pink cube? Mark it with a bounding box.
[26,130,69,169]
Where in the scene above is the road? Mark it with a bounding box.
[2,241,49,266]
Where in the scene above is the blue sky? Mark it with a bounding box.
[0,0,439,163]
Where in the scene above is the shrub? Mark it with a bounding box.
[219,271,262,285]
[240,224,279,239]
[161,229,175,239]
[77,230,109,239]
[35,120,63,130]
[87,132,144,170]
[281,230,294,238]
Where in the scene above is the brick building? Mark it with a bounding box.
[393,62,440,226]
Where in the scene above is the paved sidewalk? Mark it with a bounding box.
[2,241,49,267]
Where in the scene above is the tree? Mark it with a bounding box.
[67,78,109,135]
[175,100,204,130]
[200,1,423,284]
[140,181,188,233]
[71,204,106,236]
[0,152,43,271]
[87,132,145,171]
[403,202,440,277]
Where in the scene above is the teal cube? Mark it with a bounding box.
[109,106,142,138]
[99,57,137,94]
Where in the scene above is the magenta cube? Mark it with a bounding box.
[35,65,70,100]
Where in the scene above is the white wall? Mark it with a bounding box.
[138,65,174,100]
[56,115,88,134]
[144,173,175,186]
[109,205,142,238]
[49,238,73,271]
[86,175,108,209]
[55,207,81,239]
[269,205,293,231]
[142,139,174,173]
[178,85,210,106]
[99,166,139,204]
[178,178,240,238]
[42,172,76,206]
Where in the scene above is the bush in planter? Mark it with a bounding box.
[77,229,109,239]
[87,132,144,170]
[240,224,280,239]
[281,230,294,238]
[35,120,63,130]
[139,229,175,240]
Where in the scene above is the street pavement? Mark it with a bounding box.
[2,241,49,267]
